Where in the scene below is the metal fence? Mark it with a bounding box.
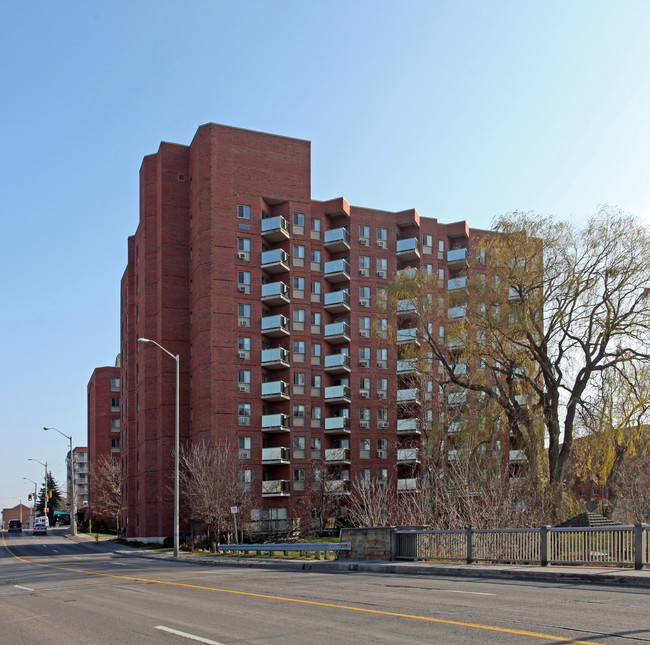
[394,524,649,569]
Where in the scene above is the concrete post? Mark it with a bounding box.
[465,526,473,564]
[540,525,550,567]
[634,523,643,571]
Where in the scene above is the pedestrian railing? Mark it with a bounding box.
[394,524,649,569]
[217,542,350,558]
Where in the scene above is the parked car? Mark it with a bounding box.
[33,523,47,536]
[8,519,22,532]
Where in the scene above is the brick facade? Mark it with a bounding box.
[119,123,492,539]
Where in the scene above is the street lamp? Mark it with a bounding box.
[23,478,38,529]
[44,427,76,536]
[137,337,180,557]
[28,458,48,524]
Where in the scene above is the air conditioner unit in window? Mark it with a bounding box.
[239,320,249,326]
[360,421,369,429]
[359,269,369,277]
[360,391,370,398]
[360,301,370,307]
[379,422,389,428]
[360,330,370,337]
[359,360,369,367]
[238,385,247,392]
[377,450,386,458]
[238,416,250,424]
[377,271,386,278]
[237,286,247,293]
[238,252,246,260]
[377,241,386,248]
[359,239,368,246]
[237,351,247,359]
[378,393,387,399]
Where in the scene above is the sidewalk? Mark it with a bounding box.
[67,532,650,589]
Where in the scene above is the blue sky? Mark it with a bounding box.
[2,1,650,508]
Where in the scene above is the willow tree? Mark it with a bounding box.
[387,208,650,516]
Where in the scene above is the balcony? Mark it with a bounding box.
[324,321,350,344]
[261,216,290,242]
[447,305,467,319]
[261,347,290,370]
[448,335,465,349]
[397,267,418,279]
[323,227,350,252]
[509,449,527,463]
[261,249,290,274]
[396,327,420,346]
[323,290,351,313]
[324,415,351,434]
[397,358,418,374]
[397,388,421,405]
[261,447,291,465]
[325,448,351,465]
[323,259,351,283]
[448,391,467,406]
[261,480,291,497]
[397,478,420,492]
[261,281,290,306]
[397,418,421,435]
[261,414,290,433]
[447,247,468,266]
[396,299,417,317]
[509,286,521,301]
[324,480,351,495]
[261,314,290,337]
[396,238,420,261]
[397,448,420,464]
[324,353,351,374]
[447,276,467,291]
[261,380,290,401]
[324,385,351,404]
[447,420,462,434]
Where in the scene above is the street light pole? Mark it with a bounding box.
[23,478,38,529]
[28,458,48,524]
[44,427,76,536]
[138,337,180,557]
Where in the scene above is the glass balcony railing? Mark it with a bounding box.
[325,448,350,463]
[261,249,290,273]
[396,238,420,259]
[397,478,419,492]
[447,248,468,264]
[323,290,350,311]
[261,216,290,241]
[261,314,289,336]
[447,276,467,291]
[261,347,290,367]
[324,416,350,432]
[324,385,351,402]
[261,380,290,400]
[323,259,351,283]
[324,353,351,371]
[397,388,420,404]
[397,448,420,462]
[323,227,350,250]
[396,328,419,344]
[261,281,290,303]
[324,322,350,343]
[261,413,290,432]
[261,447,290,463]
[397,418,421,434]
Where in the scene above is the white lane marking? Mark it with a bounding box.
[155,626,226,644]
[52,550,59,553]
[111,561,128,566]
[447,590,495,596]
[14,585,34,592]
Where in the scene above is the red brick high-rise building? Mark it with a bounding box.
[120,123,492,540]
[87,363,121,524]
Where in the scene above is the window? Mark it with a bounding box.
[359,225,370,239]
[311,374,321,388]
[311,437,321,450]
[110,377,120,390]
[237,205,250,219]
[238,370,250,384]
[360,346,370,360]
[311,406,321,419]
[111,398,120,410]
[111,438,120,449]
[293,245,305,259]
[377,408,388,421]
[238,436,251,459]
[311,281,321,294]
[294,436,305,451]
[376,288,386,308]
[293,405,306,418]
[293,372,306,386]
[293,213,305,226]
[311,343,322,357]
[238,403,251,418]
[438,268,445,284]
[238,238,250,252]
[359,377,370,390]
[238,337,250,350]
[377,348,388,366]
[111,419,121,431]
[359,286,370,299]
[293,309,305,322]
[239,469,252,490]
[376,318,388,338]
[378,439,388,456]
[311,312,321,325]
[311,249,321,263]
[293,276,305,290]
[377,227,387,241]
[238,304,250,318]
[477,247,486,265]
[311,218,321,232]
[359,316,370,332]
[238,271,250,285]
[293,340,305,354]
[423,234,433,247]
[359,255,370,269]
[377,257,387,271]
[377,378,388,392]
[360,408,371,421]
[438,239,445,259]
[293,469,306,490]
[423,263,433,274]
[360,440,371,460]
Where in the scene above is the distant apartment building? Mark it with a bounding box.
[119,123,506,540]
[67,447,89,517]
[87,363,121,524]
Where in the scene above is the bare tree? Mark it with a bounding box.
[387,208,650,520]
[178,440,252,546]
[91,456,121,530]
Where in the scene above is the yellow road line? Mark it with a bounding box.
[1,534,602,645]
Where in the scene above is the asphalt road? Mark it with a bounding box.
[1,530,649,645]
